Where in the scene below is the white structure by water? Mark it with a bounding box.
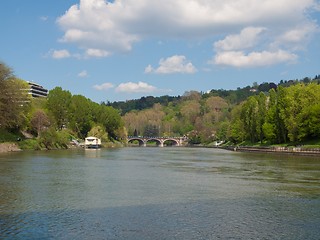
[84,137,101,148]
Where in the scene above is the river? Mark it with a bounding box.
[0,147,320,239]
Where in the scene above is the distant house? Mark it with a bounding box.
[249,88,257,92]
[27,81,48,98]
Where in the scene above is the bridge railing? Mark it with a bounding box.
[127,136,188,139]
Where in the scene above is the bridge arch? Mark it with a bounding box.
[145,138,162,146]
[128,138,145,146]
[163,139,179,146]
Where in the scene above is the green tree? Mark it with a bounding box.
[256,92,267,143]
[95,104,123,140]
[47,87,72,129]
[295,83,320,140]
[88,125,109,142]
[69,95,93,138]
[0,63,30,130]
[241,96,259,143]
[229,104,246,143]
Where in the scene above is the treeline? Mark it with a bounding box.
[230,83,320,144]
[0,62,124,149]
[120,76,320,145]
[108,82,277,114]
[107,95,181,115]
[109,76,320,115]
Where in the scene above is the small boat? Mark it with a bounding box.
[84,137,101,149]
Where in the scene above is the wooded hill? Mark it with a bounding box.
[112,75,320,145]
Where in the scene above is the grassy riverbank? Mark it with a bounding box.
[223,138,320,149]
[219,138,320,156]
[0,128,124,153]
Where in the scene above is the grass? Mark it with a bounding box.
[0,129,24,143]
[18,139,41,150]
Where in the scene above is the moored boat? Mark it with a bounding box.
[84,136,101,149]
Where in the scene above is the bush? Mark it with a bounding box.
[0,129,23,143]
[39,128,70,149]
[18,139,41,150]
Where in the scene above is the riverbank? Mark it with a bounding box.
[0,143,21,153]
[0,140,124,154]
[222,145,320,156]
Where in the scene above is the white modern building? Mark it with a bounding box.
[27,81,48,98]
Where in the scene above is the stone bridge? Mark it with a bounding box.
[127,136,188,147]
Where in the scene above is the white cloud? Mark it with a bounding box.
[145,55,197,74]
[78,70,88,78]
[56,0,318,56]
[273,22,319,50]
[211,23,311,68]
[93,82,114,91]
[85,48,110,58]
[213,50,297,67]
[40,16,48,21]
[115,81,157,93]
[214,27,266,51]
[51,49,71,59]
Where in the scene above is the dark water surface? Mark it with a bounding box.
[0,148,320,239]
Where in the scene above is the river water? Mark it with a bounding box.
[0,147,320,239]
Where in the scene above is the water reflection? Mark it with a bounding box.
[84,149,101,158]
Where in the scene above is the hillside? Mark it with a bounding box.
[111,75,320,146]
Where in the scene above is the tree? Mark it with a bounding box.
[123,104,165,137]
[180,100,201,124]
[229,104,246,143]
[69,95,93,138]
[88,125,109,142]
[31,109,50,138]
[95,105,123,140]
[241,96,259,143]
[0,63,30,129]
[47,87,72,129]
[256,92,267,143]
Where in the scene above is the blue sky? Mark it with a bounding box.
[1,0,320,103]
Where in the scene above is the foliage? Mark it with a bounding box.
[18,139,41,150]
[88,125,109,142]
[0,128,24,143]
[47,87,72,130]
[46,87,124,141]
[30,109,50,138]
[0,63,31,130]
[231,83,320,145]
[69,95,93,138]
[39,128,70,149]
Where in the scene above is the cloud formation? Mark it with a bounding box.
[214,27,266,52]
[213,50,297,67]
[78,70,88,78]
[93,82,114,91]
[145,55,197,74]
[211,26,299,67]
[115,82,157,93]
[56,0,319,67]
[51,49,71,59]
